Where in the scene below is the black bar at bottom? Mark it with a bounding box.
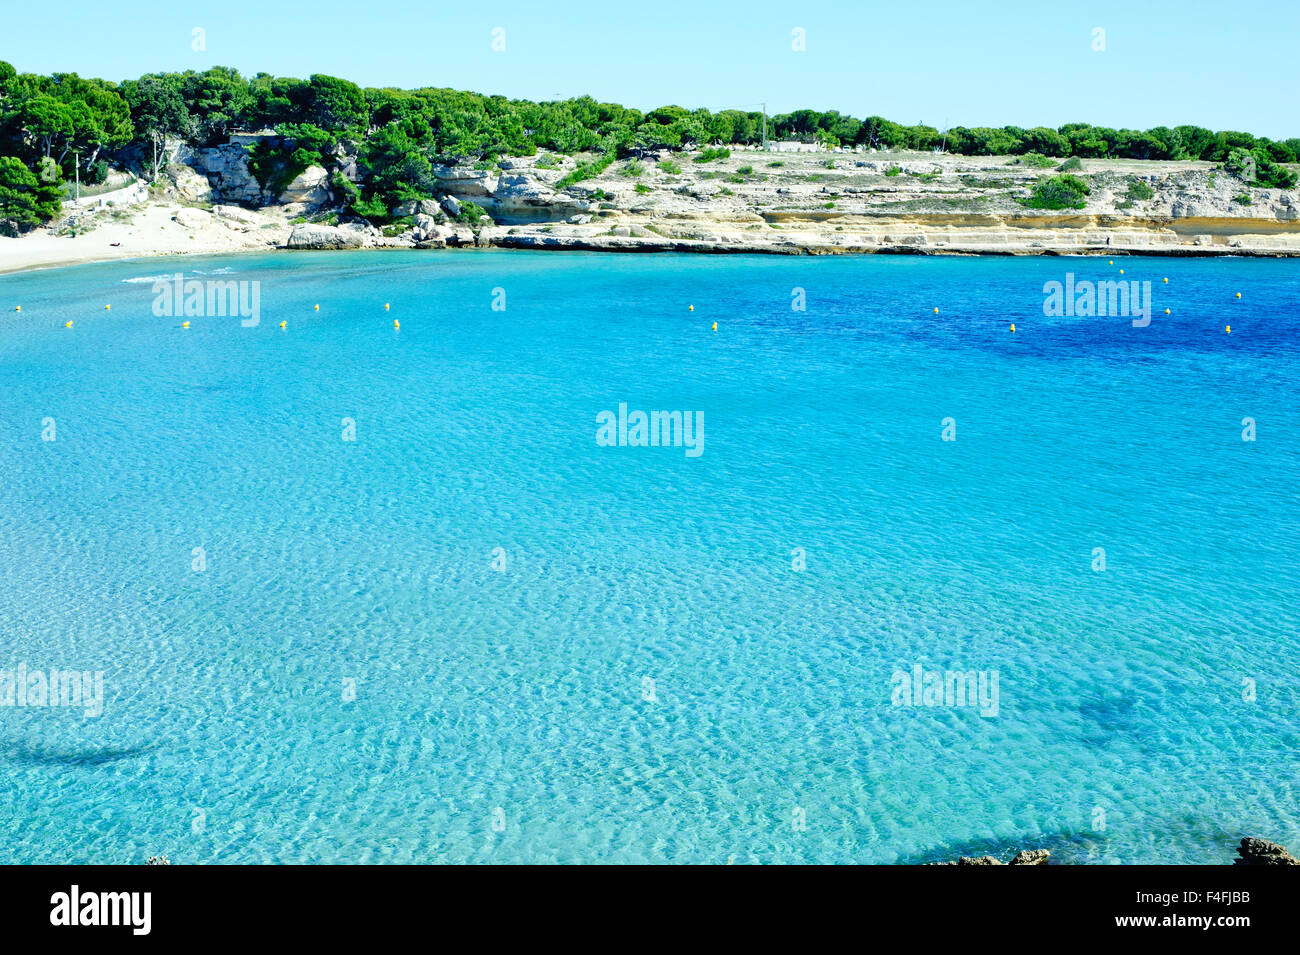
[0,863,1289,942]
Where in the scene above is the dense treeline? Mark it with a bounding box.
[1,62,1297,230]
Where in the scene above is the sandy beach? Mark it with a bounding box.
[0,196,289,275]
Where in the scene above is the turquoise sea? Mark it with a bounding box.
[0,250,1297,864]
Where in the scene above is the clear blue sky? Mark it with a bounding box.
[5,0,1297,137]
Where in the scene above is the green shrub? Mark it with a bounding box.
[534,153,561,169]
[1022,173,1090,210]
[456,199,490,224]
[619,159,645,177]
[1014,152,1057,168]
[1224,147,1297,189]
[352,195,389,220]
[634,182,649,194]
[1126,179,1155,201]
[85,159,111,184]
[0,156,63,233]
[884,165,902,177]
[657,159,681,175]
[247,142,321,196]
[737,165,753,175]
[1233,192,1252,205]
[555,150,616,189]
[1057,157,1084,172]
[693,147,730,163]
[767,160,785,168]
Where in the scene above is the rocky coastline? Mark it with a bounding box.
[4,139,1300,274]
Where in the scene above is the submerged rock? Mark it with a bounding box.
[1008,849,1051,865]
[933,849,1052,865]
[930,838,1298,866]
[1234,838,1299,865]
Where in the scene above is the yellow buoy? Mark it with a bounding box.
[394,320,400,328]
[1010,324,1016,332]
[314,304,320,311]
[1163,278,1168,283]
[64,321,73,328]
[13,306,19,312]
[1119,269,1124,275]
[711,322,717,331]
[688,305,694,312]
[1226,325,1231,334]
[182,321,190,328]
[280,321,287,328]
[105,305,111,310]
[933,307,939,314]
[385,303,391,311]
[1164,309,1170,315]
[1235,292,1241,299]
[1108,260,1113,265]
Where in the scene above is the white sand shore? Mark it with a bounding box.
[0,202,288,276]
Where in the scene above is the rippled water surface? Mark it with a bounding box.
[1,250,1297,863]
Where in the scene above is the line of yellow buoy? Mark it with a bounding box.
[37,276,1252,337]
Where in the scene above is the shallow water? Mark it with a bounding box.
[0,250,1296,863]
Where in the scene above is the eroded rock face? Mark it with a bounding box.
[279,165,332,215]
[431,165,498,197]
[170,165,213,203]
[285,223,364,250]
[1234,838,1300,865]
[411,213,438,241]
[331,142,361,183]
[171,140,1300,256]
[394,198,448,219]
[192,144,264,205]
[489,174,576,221]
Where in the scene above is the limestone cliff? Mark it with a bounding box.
[179,140,1300,256]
